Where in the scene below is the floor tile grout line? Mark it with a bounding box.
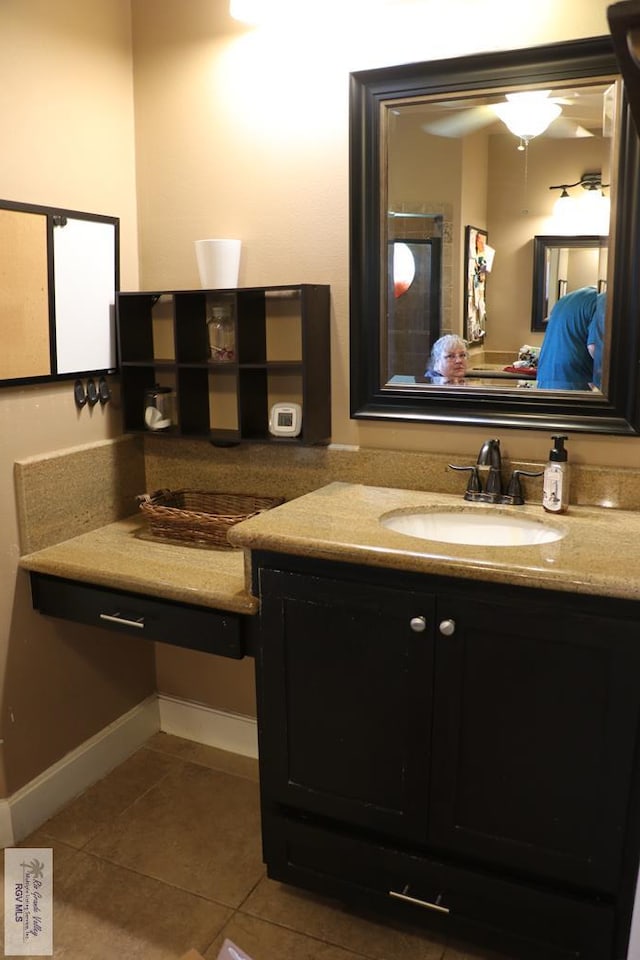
[49,766,180,853]
[234,871,267,912]
[53,844,248,913]
[142,742,259,784]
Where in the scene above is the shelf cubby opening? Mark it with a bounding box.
[209,369,239,436]
[265,291,302,362]
[151,294,176,362]
[117,294,164,363]
[236,291,267,365]
[177,366,209,436]
[174,291,208,363]
[121,366,158,432]
[238,367,269,439]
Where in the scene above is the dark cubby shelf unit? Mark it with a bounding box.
[117,284,331,445]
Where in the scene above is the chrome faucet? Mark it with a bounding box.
[449,439,542,504]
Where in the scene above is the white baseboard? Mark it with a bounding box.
[3,695,160,846]
[158,694,258,759]
[0,695,258,847]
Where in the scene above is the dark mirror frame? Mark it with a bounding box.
[349,36,640,435]
[531,235,608,333]
[0,198,120,389]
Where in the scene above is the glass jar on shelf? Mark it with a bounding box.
[143,384,175,431]
[207,303,235,362]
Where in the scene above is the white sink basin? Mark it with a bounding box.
[380,509,565,547]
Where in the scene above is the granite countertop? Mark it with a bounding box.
[19,515,258,615]
[19,481,640,608]
[227,481,640,602]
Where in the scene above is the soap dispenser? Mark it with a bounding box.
[542,435,569,514]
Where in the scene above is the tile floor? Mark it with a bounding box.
[4,733,511,960]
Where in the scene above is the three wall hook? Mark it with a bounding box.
[74,377,111,409]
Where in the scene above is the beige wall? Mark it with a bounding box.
[0,0,149,794]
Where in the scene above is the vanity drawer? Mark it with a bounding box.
[263,812,615,960]
[29,573,244,658]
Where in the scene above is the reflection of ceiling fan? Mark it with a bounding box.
[421,89,603,140]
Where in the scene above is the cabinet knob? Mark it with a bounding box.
[409,616,427,633]
[439,619,456,636]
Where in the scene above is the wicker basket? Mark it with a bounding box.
[137,489,284,549]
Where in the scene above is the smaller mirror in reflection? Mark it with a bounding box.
[531,234,608,331]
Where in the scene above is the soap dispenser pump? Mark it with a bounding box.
[543,435,569,514]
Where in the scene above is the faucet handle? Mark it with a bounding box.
[448,463,482,500]
[503,469,544,505]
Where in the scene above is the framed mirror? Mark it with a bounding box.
[0,199,119,388]
[350,36,640,434]
[531,235,608,332]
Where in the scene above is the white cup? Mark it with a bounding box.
[194,238,242,289]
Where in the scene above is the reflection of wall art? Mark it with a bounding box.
[464,225,488,343]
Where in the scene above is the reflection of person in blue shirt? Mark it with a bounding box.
[588,292,607,390]
[537,286,602,390]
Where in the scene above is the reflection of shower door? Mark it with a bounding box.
[387,238,441,380]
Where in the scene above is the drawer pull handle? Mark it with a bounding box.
[389,888,450,914]
[99,613,145,629]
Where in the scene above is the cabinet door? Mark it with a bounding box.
[429,594,640,893]
[258,569,435,840]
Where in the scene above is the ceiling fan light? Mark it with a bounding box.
[504,89,555,106]
[493,98,562,140]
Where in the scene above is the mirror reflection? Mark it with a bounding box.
[384,77,617,394]
[531,234,608,333]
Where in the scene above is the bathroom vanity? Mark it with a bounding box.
[18,467,640,959]
[228,482,640,960]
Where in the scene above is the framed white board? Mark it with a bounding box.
[53,217,117,375]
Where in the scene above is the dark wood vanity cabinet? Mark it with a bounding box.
[254,553,640,960]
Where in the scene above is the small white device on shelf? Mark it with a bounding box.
[269,402,302,437]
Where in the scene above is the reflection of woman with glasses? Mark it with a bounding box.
[424,335,469,384]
